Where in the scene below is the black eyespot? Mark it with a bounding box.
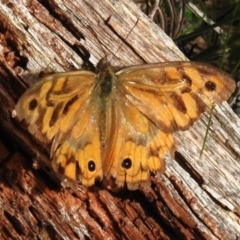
[88,160,96,172]
[28,99,38,110]
[122,158,132,169]
[205,81,216,91]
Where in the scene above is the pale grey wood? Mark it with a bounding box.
[1,0,240,239]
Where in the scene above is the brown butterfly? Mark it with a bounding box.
[14,60,235,190]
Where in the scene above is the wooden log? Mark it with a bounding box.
[0,0,240,239]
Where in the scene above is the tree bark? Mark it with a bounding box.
[0,0,240,239]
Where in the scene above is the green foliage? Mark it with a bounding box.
[176,0,240,74]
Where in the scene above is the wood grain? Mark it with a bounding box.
[0,0,240,239]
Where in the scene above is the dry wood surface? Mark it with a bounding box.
[0,0,240,239]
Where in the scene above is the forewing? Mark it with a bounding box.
[15,71,96,143]
[116,61,236,132]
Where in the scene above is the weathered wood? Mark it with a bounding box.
[0,0,240,239]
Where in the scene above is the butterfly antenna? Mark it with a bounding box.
[108,18,139,64]
[87,18,138,69]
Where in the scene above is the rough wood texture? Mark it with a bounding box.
[0,0,240,239]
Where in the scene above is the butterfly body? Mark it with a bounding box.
[15,61,235,190]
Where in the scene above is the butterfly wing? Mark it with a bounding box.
[117,62,235,132]
[103,93,174,190]
[51,101,103,186]
[15,71,103,186]
[15,62,235,190]
[102,62,235,189]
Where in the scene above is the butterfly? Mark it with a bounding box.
[14,60,236,190]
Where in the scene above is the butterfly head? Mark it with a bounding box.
[96,57,110,72]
